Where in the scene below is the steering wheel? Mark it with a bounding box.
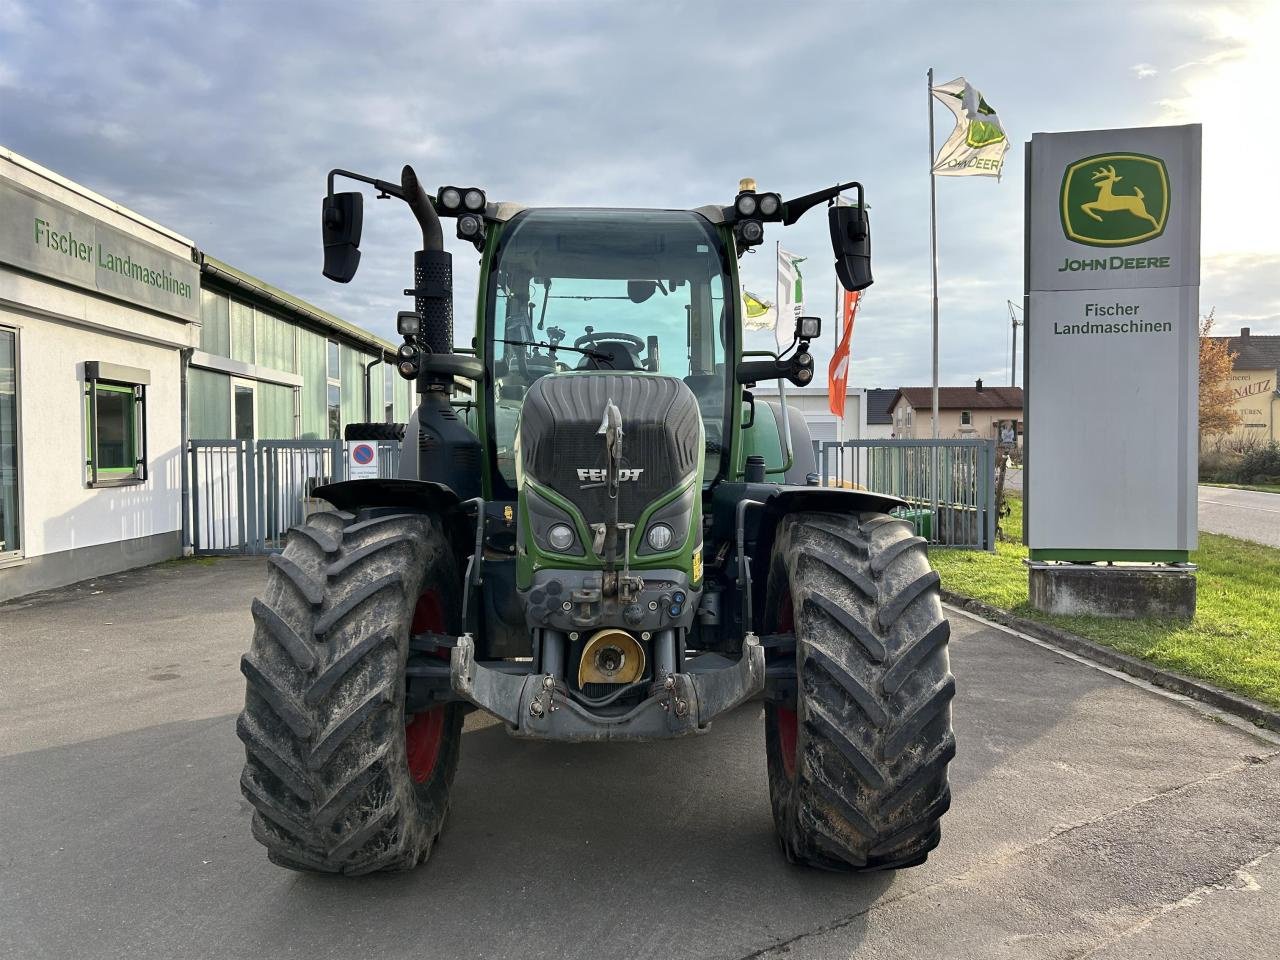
[574,331,646,351]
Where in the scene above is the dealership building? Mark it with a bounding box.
[0,146,412,602]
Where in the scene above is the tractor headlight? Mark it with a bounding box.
[397,342,417,360]
[397,359,418,379]
[457,213,483,237]
[396,311,421,337]
[735,193,758,217]
[438,187,462,211]
[757,192,782,218]
[646,523,675,552]
[463,189,486,211]
[738,220,764,244]
[547,523,576,552]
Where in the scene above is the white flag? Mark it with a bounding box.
[777,247,806,350]
[931,77,1009,178]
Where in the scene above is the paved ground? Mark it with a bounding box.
[1197,485,1280,548]
[1006,469,1280,548]
[2,558,1279,960]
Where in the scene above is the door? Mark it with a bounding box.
[232,378,256,440]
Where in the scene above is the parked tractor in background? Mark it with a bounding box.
[235,164,955,875]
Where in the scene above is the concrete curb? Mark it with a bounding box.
[942,589,1280,734]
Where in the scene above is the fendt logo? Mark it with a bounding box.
[1060,153,1169,247]
[577,467,644,484]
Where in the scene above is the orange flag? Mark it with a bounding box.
[828,289,861,417]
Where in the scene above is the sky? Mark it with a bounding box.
[1,0,1276,391]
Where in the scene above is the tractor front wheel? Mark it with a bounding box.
[237,509,464,874]
[764,511,955,871]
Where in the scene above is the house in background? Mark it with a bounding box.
[888,380,1023,446]
[1211,327,1280,442]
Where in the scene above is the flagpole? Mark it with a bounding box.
[928,67,940,441]
[927,68,941,540]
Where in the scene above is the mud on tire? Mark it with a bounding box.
[237,509,464,874]
[764,511,955,871]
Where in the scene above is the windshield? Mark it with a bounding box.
[487,208,732,491]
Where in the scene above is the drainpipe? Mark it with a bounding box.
[363,356,381,422]
[179,345,194,555]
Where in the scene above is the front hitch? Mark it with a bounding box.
[450,633,764,742]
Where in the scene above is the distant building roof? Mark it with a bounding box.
[865,388,897,424]
[1212,328,1280,371]
[890,381,1024,413]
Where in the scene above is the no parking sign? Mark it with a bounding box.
[346,441,379,480]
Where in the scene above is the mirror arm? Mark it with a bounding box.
[327,168,406,202]
[782,180,864,226]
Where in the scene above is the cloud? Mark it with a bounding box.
[1132,63,1159,79]
[0,0,1273,392]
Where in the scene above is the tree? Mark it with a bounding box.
[1199,308,1242,439]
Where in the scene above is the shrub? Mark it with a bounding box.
[1235,442,1280,484]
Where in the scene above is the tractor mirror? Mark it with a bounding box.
[828,204,873,292]
[322,192,364,283]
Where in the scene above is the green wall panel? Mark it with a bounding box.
[199,290,230,358]
[256,382,296,439]
[230,300,255,364]
[297,329,327,439]
[189,368,231,439]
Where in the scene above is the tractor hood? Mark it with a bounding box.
[517,372,702,531]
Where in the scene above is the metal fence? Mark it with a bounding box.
[188,439,401,555]
[813,438,997,550]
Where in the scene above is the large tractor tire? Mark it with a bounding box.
[237,509,464,874]
[763,511,955,871]
[344,421,406,442]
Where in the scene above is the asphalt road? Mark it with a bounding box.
[1006,469,1280,548]
[2,558,1278,960]
[1197,485,1280,548]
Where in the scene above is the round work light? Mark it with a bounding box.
[547,524,575,551]
[646,523,675,551]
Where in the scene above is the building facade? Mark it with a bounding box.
[888,381,1024,446]
[0,146,412,602]
[1213,327,1279,443]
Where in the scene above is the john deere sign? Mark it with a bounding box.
[1025,124,1201,563]
[0,175,199,322]
[1060,153,1169,247]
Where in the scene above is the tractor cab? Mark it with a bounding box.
[485,208,734,493]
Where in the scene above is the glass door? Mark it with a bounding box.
[232,378,256,440]
[0,327,19,557]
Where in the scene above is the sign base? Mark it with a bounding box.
[1027,561,1196,620]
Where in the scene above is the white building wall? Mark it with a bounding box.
[0,148,196,599]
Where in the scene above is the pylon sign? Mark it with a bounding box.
[1024,124,1201,561]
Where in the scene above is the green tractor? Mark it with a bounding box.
[236,165,954,875]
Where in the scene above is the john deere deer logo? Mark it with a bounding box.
[1060,153,1169,247]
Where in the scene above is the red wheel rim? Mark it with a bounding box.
[406,589,448,783]
[776,589,798,781]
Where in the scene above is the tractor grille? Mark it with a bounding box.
[519,374,700,527]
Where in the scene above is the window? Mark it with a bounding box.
[961,410,972,426]
[84,362,147,486]
[326,340,341,439]
[0,327,19,556]
[327,384,341,440]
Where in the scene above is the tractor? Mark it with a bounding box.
[236,165,955,875]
